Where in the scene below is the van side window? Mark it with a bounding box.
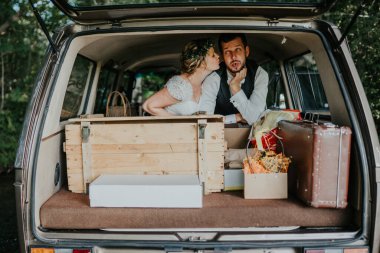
[93,67,118,114]
[285,52,329,111]
[262,61,287,109]
[60,55,95,121]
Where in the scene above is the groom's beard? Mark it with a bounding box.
[227,60,246,74]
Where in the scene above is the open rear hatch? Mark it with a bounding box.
[50,0,338,24]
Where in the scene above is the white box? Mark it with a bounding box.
[89,175,202,208]
[244,173,287,199]
[224,169,244,191]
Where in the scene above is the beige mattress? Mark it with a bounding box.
[40,188,355,229]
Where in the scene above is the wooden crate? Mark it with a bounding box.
[64,115,225,194]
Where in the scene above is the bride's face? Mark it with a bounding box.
[204,47,220,71]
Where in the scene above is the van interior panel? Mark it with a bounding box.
[34,30,361,235]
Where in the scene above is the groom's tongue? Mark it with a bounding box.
[230,61,242,72]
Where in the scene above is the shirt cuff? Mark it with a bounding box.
[225,114,237,124]
[229,90,246,107]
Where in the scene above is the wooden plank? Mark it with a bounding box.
[67,151,223,171]
[66,151,224,193]
[197,119,208,193]
[65,123,224,145]
[69,115,224,123]
[65,124,81,145]
[80,122,92,194]
[204,170,224,192]
[66,143,197,154]
[65,142,225,154]
[67,152,198,171]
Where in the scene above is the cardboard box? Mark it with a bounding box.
[224,127,251,149]
[89,174,202,208]
[244,173,287,199]
[224,169,244,191]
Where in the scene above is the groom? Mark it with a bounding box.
[200,33,268,125]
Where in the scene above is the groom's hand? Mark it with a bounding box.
[235,113,247,123]
[229,67,247,95]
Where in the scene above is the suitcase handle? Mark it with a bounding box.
[304,112,320,124]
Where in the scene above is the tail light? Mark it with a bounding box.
[30,248,91,253]
[304,247,369,253]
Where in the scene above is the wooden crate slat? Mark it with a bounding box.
[65,142,225,154]
[70,123,197,145]
[67,153,198,171]
[67,151,223,172]
[69,115,224,123]
[65,123,224,145]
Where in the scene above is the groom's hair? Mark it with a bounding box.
[218,33,248,53]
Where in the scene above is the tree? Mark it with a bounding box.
[325,0,380,133]
[0,0,67,170]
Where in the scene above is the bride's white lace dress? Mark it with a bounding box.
[165,75,201,116]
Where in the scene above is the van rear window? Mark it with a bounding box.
[285,52,329,112]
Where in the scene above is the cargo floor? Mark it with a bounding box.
[40,188,355,229]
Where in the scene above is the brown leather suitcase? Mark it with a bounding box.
[277,120,352,208]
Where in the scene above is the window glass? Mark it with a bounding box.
[262,61,287,109]
[93,68,117,114]
[132,70,178,115]
[286,52,329,111]
[67,0,328,8]
[60,55,94,121]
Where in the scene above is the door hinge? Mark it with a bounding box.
[267,18,279,26]
[111,20,122,28]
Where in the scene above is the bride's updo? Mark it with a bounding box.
[180,38,215,74]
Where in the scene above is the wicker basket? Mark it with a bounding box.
[105,91,131,117]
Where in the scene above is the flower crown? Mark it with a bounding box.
[182,39,215,60]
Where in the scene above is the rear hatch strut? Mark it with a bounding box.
[338,0,376,46]
[29,0,58,54]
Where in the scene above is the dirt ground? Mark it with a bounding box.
[0,171,19,252]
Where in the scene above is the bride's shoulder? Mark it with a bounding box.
[166,75,192,100]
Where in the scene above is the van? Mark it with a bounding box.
[15,0,380,252]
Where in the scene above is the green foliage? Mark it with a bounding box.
[0,0,67,168]
[324,0,380,133]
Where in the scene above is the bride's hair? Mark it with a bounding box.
[180,38,214,74]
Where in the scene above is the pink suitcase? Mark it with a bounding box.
[277,120,352,208]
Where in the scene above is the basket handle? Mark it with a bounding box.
[106,91,127,117]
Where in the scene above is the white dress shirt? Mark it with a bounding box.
[200,66,269,125]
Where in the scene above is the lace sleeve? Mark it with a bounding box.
[166,76,192,101]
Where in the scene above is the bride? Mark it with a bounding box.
[142,38,220,116]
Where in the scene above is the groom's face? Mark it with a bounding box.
[221,37,250,74]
